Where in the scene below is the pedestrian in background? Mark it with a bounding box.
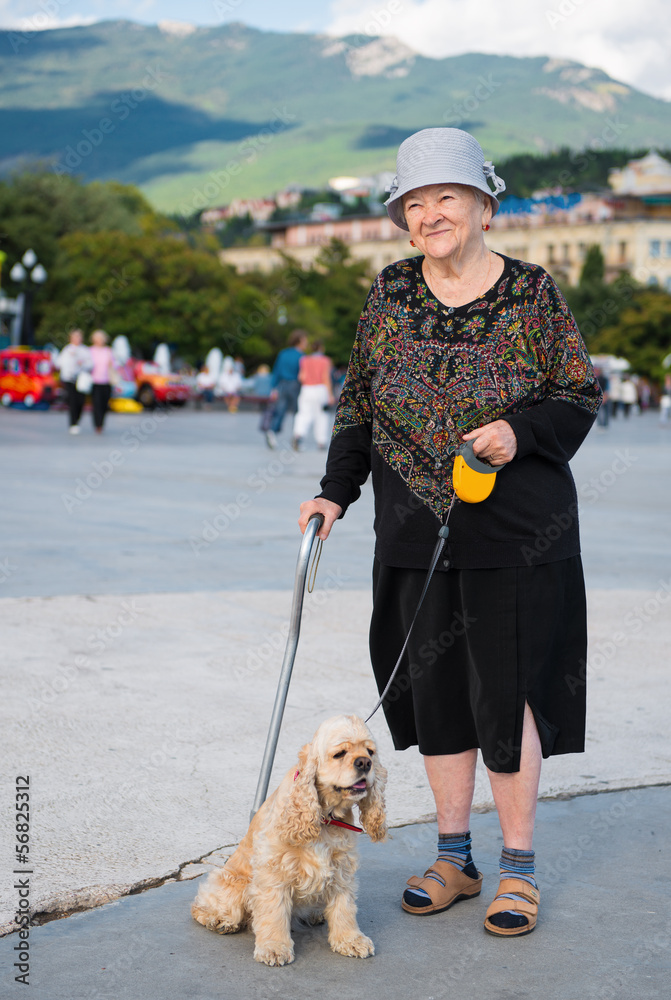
[56,328,91,434]
[638,379,652,411]
[264,329,308,448]
[217,356,243,412]
[594,366,609,429]
[660,374,671,425]
[250,363,273,398]
[292,341,335,451]
[620,376,638,418]
[89,329,114,434]
[608,372,622,418]
[196,364,216,406]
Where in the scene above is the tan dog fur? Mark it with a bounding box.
[191,715,387,966]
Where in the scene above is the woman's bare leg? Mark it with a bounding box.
[423,748,478,831]
[487,703,542,849]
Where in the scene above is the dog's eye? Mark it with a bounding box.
[333,750,347,759]
[367,749,375,756]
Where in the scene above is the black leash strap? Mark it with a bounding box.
[365,495,456,723]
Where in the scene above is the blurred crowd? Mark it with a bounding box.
[594,366,671,428]
[49,326,345,445]
[4,327,667,437]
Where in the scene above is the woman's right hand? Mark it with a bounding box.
[298,498,343,541]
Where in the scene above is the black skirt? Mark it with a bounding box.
[369,556,587,773]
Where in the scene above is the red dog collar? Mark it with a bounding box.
[322,816,363,833]
[293,771,363,833]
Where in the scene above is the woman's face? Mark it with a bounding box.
[402,183,491,262]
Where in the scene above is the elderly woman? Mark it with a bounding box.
[298,128,601,937]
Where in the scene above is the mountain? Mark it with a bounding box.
[2,19,670,213]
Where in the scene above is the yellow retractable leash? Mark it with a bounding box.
[452,440,503,503]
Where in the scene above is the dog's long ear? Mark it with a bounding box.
[275,742,323,846]
[358,757,388,842]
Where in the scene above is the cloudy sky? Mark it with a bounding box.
[2,0,670,100]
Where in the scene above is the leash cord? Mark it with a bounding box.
[364,494,457,723]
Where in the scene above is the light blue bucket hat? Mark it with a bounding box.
[385,127,506,231]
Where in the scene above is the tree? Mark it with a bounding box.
[5,174,374,368]
[37,229,244,360]
[579,244,605,285]
[563,245,636,349]
[312,241,372,364]
[0,172,172,337]
[264,240,371,366]
[559,244,671,380]
[591,289,671,381]
[340,196,372,217]
[216,213,262,249]
[0,172,155,272]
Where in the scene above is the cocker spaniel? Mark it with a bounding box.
[191,714,387,966]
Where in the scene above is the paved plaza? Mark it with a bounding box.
[0,404,670,998]
[1,403,669,596]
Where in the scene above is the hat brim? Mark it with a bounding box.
[385,174,500,231]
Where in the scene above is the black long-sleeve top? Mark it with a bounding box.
[318,254,602,570]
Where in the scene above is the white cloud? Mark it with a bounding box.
[326,0,671,100]
[16,14,97,31]
[0,0,155,32]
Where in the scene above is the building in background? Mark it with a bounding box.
[218,153,671,291]
[201,189,302,229]
[609,151,671,198]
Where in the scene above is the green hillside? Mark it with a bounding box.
[2,20,670,212]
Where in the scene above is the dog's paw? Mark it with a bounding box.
[191,905,243,934]
[331,933,375,958]
[301,909,325,926]
[254,942,295,966]
[213,920,244,935]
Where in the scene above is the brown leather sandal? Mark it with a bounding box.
[484,877,540,936]
[402,859,483,915]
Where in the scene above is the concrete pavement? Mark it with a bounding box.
[1,405,670,998]
[1,404,669,596]
[1,785,670,1000]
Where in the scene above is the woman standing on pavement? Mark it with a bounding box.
[298,128,602,937]
[89,329,115,434]
[292,342,335,451]
[56,328,91,434]
[217,356,243,413]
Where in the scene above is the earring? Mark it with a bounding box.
[409,240,416,247]
[482,224,490,232]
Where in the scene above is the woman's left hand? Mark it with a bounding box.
[462,420,518,466]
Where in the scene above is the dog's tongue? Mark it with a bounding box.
[352,780,367,790]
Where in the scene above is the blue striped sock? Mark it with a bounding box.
[404,831,478,906]
[488,846,537,930]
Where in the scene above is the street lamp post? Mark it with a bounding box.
[9,249,48,347]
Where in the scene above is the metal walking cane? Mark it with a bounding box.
[250,512,325,820]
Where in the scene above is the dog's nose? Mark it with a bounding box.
[354,756,372,773]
